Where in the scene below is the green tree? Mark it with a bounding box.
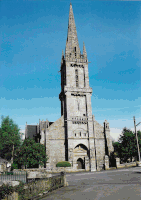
[0,116,22,161]
[15,138,48,168]
[113,142,121,158]
[113,127,137,162]
[137,130,141,147]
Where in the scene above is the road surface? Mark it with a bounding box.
[42,167,141,200]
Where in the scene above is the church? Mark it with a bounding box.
[25,3,113,171]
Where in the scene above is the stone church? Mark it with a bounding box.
[25,3,113,171]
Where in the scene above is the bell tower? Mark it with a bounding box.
[59,3,96,171]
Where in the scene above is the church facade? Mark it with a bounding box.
[25,4,113,171]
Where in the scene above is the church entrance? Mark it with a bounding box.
[74,144,88,170]
[77,158,84,169]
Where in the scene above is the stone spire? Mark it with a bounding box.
[61,49,64,64]
[65,3,81,59]
[83,42,87,60]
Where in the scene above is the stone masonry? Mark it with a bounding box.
[25,3,114,171]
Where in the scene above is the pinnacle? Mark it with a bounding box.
[83,42,87,59]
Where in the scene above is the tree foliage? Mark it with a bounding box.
[113,127,141,162]
[0,116,22,161]
[15,138,48,168]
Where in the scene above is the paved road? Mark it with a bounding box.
[42,167,141,200]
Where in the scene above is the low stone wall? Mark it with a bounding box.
[14,167,87,175]
[52,167,86,173]
[22,174,64,199]
[116,158,137,169]
[117,162,137,168]
[0,172,66,200]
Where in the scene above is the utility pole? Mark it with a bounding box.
[133,116,141,164]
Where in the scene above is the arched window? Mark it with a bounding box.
[75,69,79,87]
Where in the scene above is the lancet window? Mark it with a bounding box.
[75,69,79,87]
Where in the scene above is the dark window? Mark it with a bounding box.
[74,47,77,58]
[77,100,79,110]
[75,69,79,87]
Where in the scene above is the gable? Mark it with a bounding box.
[47,116,65,139]
[94,120,104,138]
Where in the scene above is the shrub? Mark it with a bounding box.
[11,163,18,170]
[6,172,13,175]
[0,181,24,199]
[56,161,71,167]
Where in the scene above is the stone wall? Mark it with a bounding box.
[46,116,65,168]
[22,175,64,199]
[94,120,105,170]
[14,167,86,175]
[0,173,65,200]
[52,167,86,173]
[116,158,137,168]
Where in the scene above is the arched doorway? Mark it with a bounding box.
[73,144,89,170]
[77,158,84,169]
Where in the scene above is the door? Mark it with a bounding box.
[77,158,83,169]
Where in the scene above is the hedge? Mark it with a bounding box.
[56,161,71,167]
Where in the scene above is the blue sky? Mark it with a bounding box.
[0,0,141,141]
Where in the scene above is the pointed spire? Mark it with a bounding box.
[83,42,87,59]
[65,3,81,59]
